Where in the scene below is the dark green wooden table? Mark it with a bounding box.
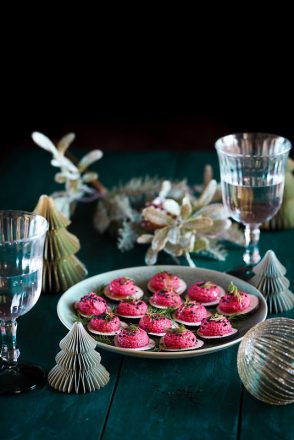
[0,148,293,440]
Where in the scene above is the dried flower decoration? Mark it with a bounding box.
[137,180,232,266]
[194,164,222,202]
[93,175,243,265]
[32,131,103,217]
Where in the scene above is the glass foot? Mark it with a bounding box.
[226,266,254,281]
[0,363,46,395]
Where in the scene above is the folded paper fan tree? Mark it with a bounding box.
[48,322,110,393]
[249,250,294,314]
[34,195,87,293]
[263,159,294,230]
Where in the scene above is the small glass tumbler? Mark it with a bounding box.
[215,133,291,265]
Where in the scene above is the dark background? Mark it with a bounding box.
[2,62,294,154]
[2,6,293,155]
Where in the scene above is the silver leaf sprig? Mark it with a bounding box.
[32,132,103,216]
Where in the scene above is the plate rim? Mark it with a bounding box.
[57,265,267,359]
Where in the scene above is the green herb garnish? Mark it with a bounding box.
[94,335,113,346]
[147,306,175,319]
[166,324,187,335]
[121,296,137,303]
[209,313,226,322]
[202,281,215,289]
[105,309,116,322]
[125,323,139,333]
[227,282,242,302]
[94,285,107,298]
[227,313,248,322]
[74,312,92,325]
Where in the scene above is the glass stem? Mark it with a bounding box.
[0,320,19,366]
[243,225,261,265]
[185,252,197,268]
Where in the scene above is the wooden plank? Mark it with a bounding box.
[1,147,293,440]
[239,226,294,440]
[102,346,241,440]
[240,387,294,440]
[0,295,123,440]
[0,148,180,440]
[177,152,294,440]
[239,307,294,440]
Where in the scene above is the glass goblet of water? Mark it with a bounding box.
[0,211,48,394]
[215,133,291,266]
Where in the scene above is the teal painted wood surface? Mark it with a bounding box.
[103,347,241,440]
[0,148,293,440]
[240,391,294,440]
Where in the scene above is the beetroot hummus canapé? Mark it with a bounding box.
[114,325,155,351]
[173,300,210,326]
[187,281,224,306]
[197,313,238,339]
[217,282,259,316]
[160,327,204,351]
[87,311,125,336]
[116,299,148,319]
[149,289,183,309]
[75,292,107,317]
[147,271,187,295]
[139,311,174,336]
[104,277,144,301]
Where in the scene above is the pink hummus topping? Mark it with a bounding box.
[89,313,121,333]
[139,313,172,333]
[149,272,181,291]
[150,290,182,308]
[198,314,233,336]
[76,292,107,316]
[187,281,221,303]
[109,277,138,297]
[116,325,149,348]
[175,301,208,323]
[218,282,250,313]
[163,327,197,349]
[116,299,148,317]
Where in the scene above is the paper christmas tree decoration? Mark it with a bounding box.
[249,250,294,314]
[34,195,87,293]
[263,159,294,230]
[48,322,110,393]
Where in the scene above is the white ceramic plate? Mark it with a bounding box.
[57,265,267,359]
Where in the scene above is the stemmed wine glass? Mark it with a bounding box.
[0,211,48,394]
[215,133,291,269]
